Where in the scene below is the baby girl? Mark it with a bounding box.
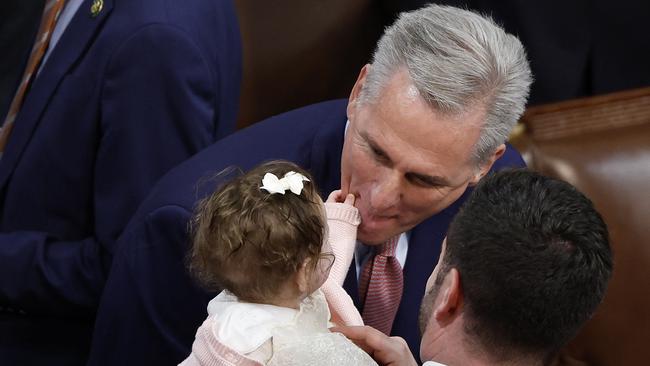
[180,160,375,366]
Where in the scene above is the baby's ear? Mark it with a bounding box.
[295,258,312,294]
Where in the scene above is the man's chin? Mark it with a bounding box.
[357,226,395,245]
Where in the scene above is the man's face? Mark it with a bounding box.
[341,67,487,244]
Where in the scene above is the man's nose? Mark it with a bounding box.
[369,173,401,211]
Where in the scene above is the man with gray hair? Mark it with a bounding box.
[88,4,532,365]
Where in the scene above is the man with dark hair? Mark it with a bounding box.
[337,170,613,366]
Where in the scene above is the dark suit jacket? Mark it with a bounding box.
[89,99,525,365]
[0,0,241,364]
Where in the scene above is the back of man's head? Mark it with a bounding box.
[442,170,612,362]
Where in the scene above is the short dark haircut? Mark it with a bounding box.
[188,160,325,303]
[440,169,612,361]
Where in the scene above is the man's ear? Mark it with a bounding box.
[347,64,370,121]
[434,268,462,322]
[469,143,506,186]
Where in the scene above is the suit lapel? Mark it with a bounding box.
[343,261,361,308]
[400,190,469,312]
[401,214,448,305]
[0,0,113,191]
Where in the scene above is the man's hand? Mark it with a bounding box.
[331,325,418,366]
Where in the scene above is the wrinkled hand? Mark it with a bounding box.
[331,325,418,366]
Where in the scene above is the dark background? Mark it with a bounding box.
[2,0,649,127]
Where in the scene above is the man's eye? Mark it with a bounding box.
[371,146,388,161]
[408,174,439,188]
[414,178,433,187]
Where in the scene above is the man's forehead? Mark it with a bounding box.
[358,130,451,182]
[374,68,486,125]
[371,74,485,139]
[357,113,478,184]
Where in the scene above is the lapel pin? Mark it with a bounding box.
[90,0,103,17]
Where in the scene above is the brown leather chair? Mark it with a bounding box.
[510,87,650,365]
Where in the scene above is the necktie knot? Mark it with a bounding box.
[377,236,399,257]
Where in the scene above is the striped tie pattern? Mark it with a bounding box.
[359,235,403,335]
[0,0,66,153]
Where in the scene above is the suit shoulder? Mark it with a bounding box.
[131,100,347,220]
[254,99,348,130]
[227,99,347,148]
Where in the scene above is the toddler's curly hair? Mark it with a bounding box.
[188,160,325,303]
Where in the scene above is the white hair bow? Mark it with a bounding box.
[260,171,310,195]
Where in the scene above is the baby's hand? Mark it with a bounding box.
[327,190,355,206]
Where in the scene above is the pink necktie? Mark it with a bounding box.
[358,235,403,335]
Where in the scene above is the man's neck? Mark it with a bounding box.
[423,323,543,366]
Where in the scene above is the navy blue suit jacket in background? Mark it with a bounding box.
[0,0,241,364]
[89,99,526,365]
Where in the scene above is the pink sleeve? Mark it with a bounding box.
[321,202,364,326]
[179,317,264,366]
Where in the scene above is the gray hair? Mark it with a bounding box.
[359,5,532,165]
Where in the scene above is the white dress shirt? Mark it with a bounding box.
[354,232,410,280]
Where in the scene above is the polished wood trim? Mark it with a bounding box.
[518,87,650,141]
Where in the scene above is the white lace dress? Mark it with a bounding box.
[180,290,377,366]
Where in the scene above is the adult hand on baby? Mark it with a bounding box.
[331,325,418,366]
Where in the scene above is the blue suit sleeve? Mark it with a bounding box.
[96,24,215,244]
[0,25,217,315]
[87,205,212,366]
